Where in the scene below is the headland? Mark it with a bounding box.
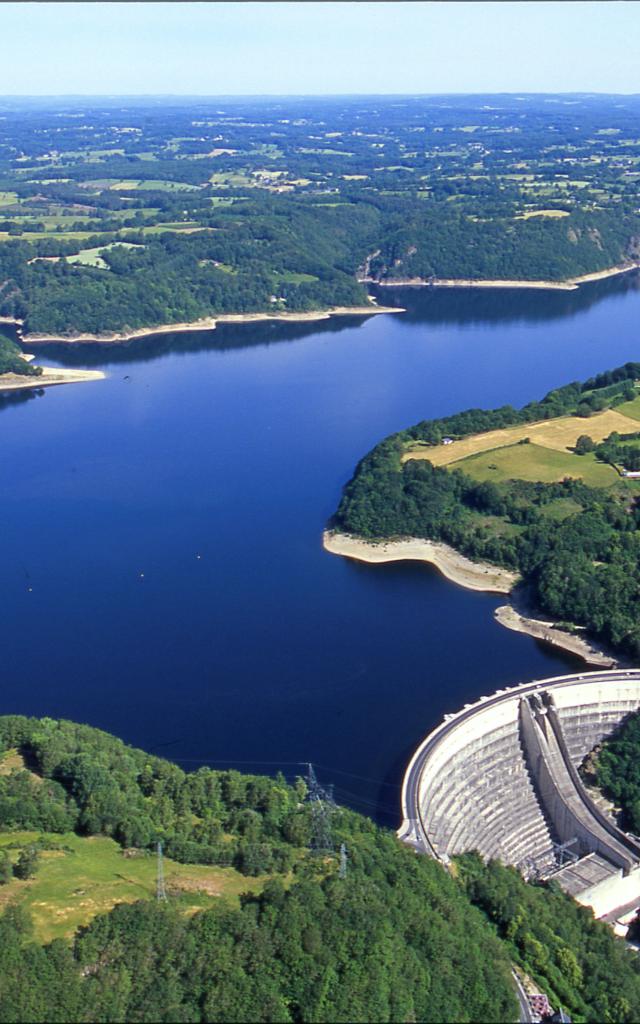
[323,529,517,593]
[9,302,404,346]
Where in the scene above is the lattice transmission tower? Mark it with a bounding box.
[306,763,336,854]
[339,842,348,879]
[156,841,167,901]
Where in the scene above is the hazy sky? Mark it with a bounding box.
[1,1,639,96]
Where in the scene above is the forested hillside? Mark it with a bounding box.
[1,95,640,335]
[589,709,640,833]
[2,716,640,1022]
[0,334,41,376]
[333,362,640,660]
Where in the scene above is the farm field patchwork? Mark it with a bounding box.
[403,408,640,468]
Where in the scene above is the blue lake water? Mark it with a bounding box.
[2,272,640,826]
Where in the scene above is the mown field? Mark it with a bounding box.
[404,408,640,468]
[617,394,640,421]
[449,441,619,486]
[0,830,267,943]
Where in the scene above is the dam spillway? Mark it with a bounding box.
[399,670,640,919]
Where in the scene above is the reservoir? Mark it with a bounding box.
[2,272,640,827]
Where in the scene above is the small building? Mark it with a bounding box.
[622,469,640,478]
[442,437,454,445]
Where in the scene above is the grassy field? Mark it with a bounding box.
[449,442,618,487]
[273,270,319,284]
[209,171,253,187]
[0,191,18,207]
[404,408,640,467]
[0,830,269,943]
[140,222,210,235]
[66,247,108,268]
[114,179,202,192]
[617,395,640,421]
[27,242,144,269]
[519,209,570,219]
[0,224,212,244]
[65,241,144,268]
[0,230,102,243]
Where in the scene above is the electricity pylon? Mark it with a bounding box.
[306,763,336,854]
[156,841,167,901]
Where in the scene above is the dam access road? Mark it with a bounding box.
[399,669,640,924]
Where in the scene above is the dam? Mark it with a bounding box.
[398,670,640,920]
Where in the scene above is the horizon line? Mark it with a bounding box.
[2,90,640,100]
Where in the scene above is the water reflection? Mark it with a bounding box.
[6,269,639,370]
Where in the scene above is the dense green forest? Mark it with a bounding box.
[589,709,640,833]
[0,95,639,334]
[333,361,640,659]
[0,334,41,376]
[2,716,640,1022]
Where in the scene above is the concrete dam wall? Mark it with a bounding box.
[398,670,640,919]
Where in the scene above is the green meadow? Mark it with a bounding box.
[0,830,267,943]
[449,441,619,487]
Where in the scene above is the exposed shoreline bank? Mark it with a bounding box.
[323,529,619,667]
[0,364,106,392]
[7,303,404,346]
[322,530,518,593]
[3,259,637,345]
[365,260,640,293]
[494,604,618,669]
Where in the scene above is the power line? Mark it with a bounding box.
[331,785,399,816]
[167,755,400,790]
[312,763,401,789]
[169,757,308,767]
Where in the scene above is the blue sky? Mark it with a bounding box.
[1,1,638,96]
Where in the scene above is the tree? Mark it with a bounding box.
[575,434,595,455]
[14,846,39,880]
[0,850,12,884]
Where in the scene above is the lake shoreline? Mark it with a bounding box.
[323,530,518,593]
[0,365,106,392]
[365,260,640,292]
[494,604,618,669]
[3,260,638,344]
[323,529,619,667]
[6,303,404,346]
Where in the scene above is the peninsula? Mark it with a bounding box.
[9,301,402,346]
[0,336,105,390]
[327,361,640,666]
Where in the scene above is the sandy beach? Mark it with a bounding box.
[324,529,619,666]
[367,260,640,292]
[0,365,105,391]
[323,530,518,593]
[18,303,404,345]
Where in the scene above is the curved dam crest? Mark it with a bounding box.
[400,670,640,921]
